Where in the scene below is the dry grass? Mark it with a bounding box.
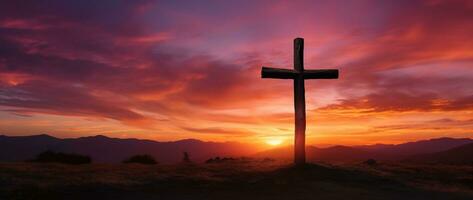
[350,162,473,195]
[0,160,472,200]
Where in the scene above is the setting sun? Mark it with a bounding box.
[265,138,284,146]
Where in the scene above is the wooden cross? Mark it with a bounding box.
[261,38,339,165]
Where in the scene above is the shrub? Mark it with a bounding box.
[123,154,157,165]
[206,157,240,163]
[206,156,220,163]
[363,159,377,166]
[32,150,91,164]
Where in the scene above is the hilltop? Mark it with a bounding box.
[0,161,472,200]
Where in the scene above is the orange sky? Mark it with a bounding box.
[0,0,472,146]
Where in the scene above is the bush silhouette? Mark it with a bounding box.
[206,156,243,163]
[123,154,157,165]
[32,150,91,164]
[363,159,377,166]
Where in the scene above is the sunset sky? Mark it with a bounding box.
[0,0,472,146]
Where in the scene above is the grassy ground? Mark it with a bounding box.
[0,160,472,200]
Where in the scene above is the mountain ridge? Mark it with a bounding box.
[0,134,257,163]
[405,142,473,164]
[1,134,472,164]
[256,137,473,162]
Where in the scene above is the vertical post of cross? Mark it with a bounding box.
[293,38,306,165]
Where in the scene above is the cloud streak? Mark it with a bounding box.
[0,0,472,144]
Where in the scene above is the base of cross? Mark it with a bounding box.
[292,162,324,169]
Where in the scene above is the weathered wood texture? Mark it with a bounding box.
[262,68,338,79]
[261,67,296,79]
[260,38,339,165]
[293,38,306,165]
[303,69,338,79]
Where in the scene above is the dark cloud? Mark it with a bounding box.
[316,0,473,112]
[0,80,147,122]
[321,74,473,112]
[179,126,254,136]
[0,2,267,126]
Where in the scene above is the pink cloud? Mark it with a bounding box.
[0,0,473,143]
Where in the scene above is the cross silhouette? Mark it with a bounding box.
[261,38,339,165]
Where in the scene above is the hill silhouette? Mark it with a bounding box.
[405,143,473,164]
[0,134,256,163]
[1,135,472,164]
[356,137,473,159]
[1,135,473,199]
[256,137,473,163]
[256,145,374,162]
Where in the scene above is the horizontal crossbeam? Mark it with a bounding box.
[261,66,339,79]
[261,67,296,79]
[303,69,338,79]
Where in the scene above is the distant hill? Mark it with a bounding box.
[1,135,472,164]
[256,145,374,162]
[0,134,256,163]
[0,134,61,161]
[356,137,473,160]
[310,146,373,162]
[257,137,473,162]
[405,143,473,165]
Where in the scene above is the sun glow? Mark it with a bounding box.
[265,138,284,146]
